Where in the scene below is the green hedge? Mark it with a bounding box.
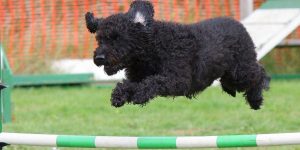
[260,47,300,74]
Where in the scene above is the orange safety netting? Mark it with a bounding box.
[1,0,267,74]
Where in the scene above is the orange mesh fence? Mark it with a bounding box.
[0,0,268,74]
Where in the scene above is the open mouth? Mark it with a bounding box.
[103,63,124,75]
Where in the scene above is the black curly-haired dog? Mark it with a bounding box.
[85,0,270,110]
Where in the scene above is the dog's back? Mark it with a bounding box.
[152,17,253,53]
[151,17,270,110]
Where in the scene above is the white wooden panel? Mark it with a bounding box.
[244,24,285,49]
[243,9,300,24]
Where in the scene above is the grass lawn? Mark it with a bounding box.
[3,80,300,150]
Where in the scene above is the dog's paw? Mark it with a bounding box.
[111,97,126,107]
[111,92,128,107]
[111,83,130,107]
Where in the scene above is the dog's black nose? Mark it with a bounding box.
[94,54,106,66]
[95,54,105,61]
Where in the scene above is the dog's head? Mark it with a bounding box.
[85,1,154,75]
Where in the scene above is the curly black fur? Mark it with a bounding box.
[85,0,270,110]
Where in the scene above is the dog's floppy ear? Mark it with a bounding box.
[127,0,154,26]
[85,12,103,34]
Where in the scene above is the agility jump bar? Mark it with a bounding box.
[0,132,300,148]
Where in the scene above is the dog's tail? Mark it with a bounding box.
[244,64,271,110]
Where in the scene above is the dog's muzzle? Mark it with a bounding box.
[94,54,106,66]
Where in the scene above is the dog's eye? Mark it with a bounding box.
[96,35,104,44]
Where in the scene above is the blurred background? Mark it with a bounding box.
[0,0,299,76]
[1,1,300,150]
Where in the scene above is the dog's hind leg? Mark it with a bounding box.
[227,62,270,110]
[243,63,270,109]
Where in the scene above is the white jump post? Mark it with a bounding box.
[240,0,253,19]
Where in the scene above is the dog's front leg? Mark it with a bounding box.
[131,74,191,105]
[111,80,136,107]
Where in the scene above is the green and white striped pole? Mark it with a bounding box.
[0,132,300,148]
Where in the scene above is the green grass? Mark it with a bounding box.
[3,80,300,150]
